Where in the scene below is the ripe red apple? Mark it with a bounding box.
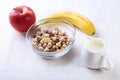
[9,5,36,32]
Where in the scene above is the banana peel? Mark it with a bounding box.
[46,11,95,35]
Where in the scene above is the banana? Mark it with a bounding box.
[46,11,95,35]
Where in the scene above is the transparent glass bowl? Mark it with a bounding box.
[26,18,76,59]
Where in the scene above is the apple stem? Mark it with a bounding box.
[13,8,23,13]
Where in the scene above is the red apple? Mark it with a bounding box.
[9,5,36,32]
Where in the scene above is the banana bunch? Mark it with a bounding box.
[46,11,95,35]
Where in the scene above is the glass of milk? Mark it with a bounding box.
[83,37,111,70]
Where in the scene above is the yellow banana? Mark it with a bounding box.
[46,11,95,35]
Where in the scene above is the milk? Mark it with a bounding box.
[86,39,104,52]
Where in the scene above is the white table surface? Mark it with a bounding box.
[0,0,120,80]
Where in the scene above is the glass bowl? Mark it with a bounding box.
[26,18,76,59]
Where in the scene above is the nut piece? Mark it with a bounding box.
[51,37,57,41]
[38,46,44,51]
[44,33,50,38]
[44,47,49,52]
[43,43,47,48]
[40,40,44,45]
[36,36,42,40]
[37,31,43,36]
[59,36,64,41]
[33,38,38,42]
[32,42,38,47]
[47,42,52,49]
[43,28,49,33]
[62,44,67,48]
